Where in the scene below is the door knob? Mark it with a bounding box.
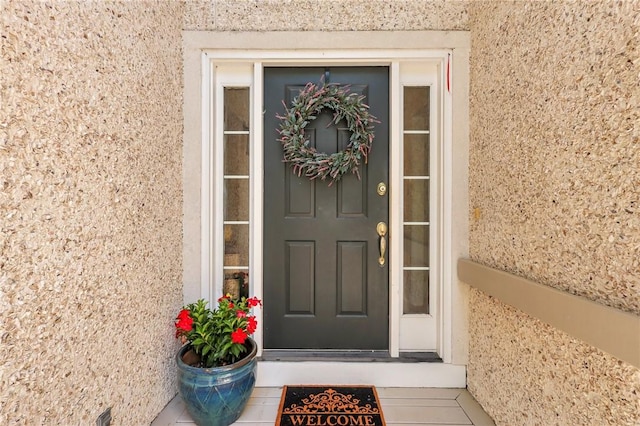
[377,182,387,196]
[376,222,387,267]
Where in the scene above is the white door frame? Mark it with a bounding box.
[183,31,470,387]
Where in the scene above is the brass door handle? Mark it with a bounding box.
[377,222,387,266]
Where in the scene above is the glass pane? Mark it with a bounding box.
[404,179,429,222]
[404,134,429,176]
[223,268,249,300]
[224,134,249,175]
[404,225,429,267]
[403,270,429,314]
[224,179,249,221]
[224,87,250,131]
[224,224,249,266]
[403,86,430,131]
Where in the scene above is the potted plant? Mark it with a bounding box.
[174,295,262,426]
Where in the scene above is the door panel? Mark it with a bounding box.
[286,241,315,314]
[337,241,367,314]
[263,67,389,350]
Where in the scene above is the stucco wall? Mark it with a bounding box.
[468,1,640,424]
[184,0,469,31]
[1,1,184,424]
[4,0,636,423]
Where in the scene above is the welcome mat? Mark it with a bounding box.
[276,385,386,426]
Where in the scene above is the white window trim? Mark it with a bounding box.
[397,61,442,352]
[183,32,470,385]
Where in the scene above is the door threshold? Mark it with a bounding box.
[260,350,442,363]
[256,360,466,387]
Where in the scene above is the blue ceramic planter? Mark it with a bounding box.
[176,339,257,426]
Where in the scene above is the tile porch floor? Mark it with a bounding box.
[151,387,495,426]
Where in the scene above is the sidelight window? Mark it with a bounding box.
[222,87,250,299]
[402,86,430,315]
[396,60,439,353]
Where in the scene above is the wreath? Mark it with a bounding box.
[277,82,377,185]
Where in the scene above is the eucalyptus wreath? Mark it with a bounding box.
[277,82,377,185]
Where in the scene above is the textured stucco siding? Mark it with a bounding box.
[1,1,184,424]
[3,0,638,423]
[184,0,469,31]
[468,1,640,424]
[469,291,639,426]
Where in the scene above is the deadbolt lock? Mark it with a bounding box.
[377,182,387,196]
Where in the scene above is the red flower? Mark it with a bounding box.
[176,316,193,331]
[231,328,248,344]
[247,297,262,308]
[247,316,257,334]
[236,310,247,318]
[175,309,193,336]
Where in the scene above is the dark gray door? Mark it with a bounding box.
[263,67,389,350]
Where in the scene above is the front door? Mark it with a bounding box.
[263,67,390,351]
